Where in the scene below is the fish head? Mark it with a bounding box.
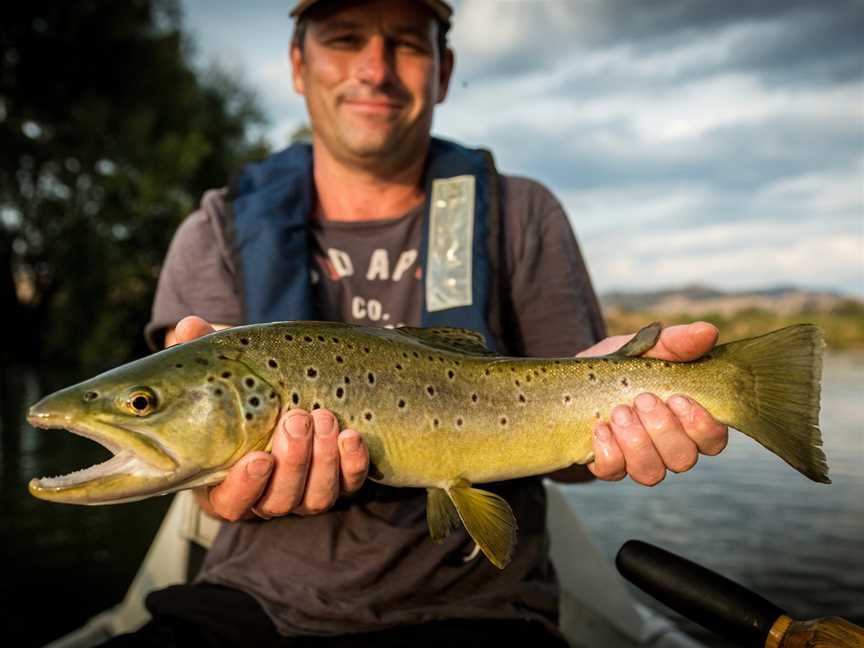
[27,340,281,504]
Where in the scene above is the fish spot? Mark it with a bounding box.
[447,369,455,380]
[484,369,490,376]
[402,352,409,359]
[335,355,344,364]
[269,391,276,399]
[588,373,596,383]
[221,371,232,379]
[428,355,434,362]
[412,351,419,358]
[518,393,527,404]
[594,410,600,419]
[317,335,325,342]
[291,392,299,405]
[249,397,260,407]
[331,337,340,343]
[196,358,209,366]
[514,379,520,387]
[207,376,214,382]
[363,347,371,354]
[367,372,376,385]
[240,338,250,345]
[312,402,321,410]
[364,411,373,421]
[432,418,440,427]
[215,388,223,396]
[621,378,630,387]
[83,391,98,401]
[426,385,435,397]
[344,376,351,384]
[245,412,253,421]
[663,362,672,368]
[175,363,183,368]
[268,359,278,369]
[304,336,312,343]
[456,417,464,427]
[510,367,516,373]
[245,377,255,388]
[395,363,403,370]
[645,361,652,368]
[471,393,478,403]
[278,380,286,388]
[564,394,572,405]
[307,367,318,379]
[398,398,406,409]
[438,356,444,363]
[336,387,345,399]
[499,416,508,427]
[285,334,294,342]
[541,367,547,373]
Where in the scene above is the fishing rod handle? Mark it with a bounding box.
[768,615,864,648]
[615,540,784,647]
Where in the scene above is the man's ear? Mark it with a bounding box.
[436,47,455,104]
[290,43,306,95]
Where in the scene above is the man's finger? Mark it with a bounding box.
[633,393,698,474]
[609,405,666,486]
[174,315,215,344]
[667,395,729,456]
[293,409,341,515]
[254,410,314,517]
[588,423,626,481]
[338,429,368,494]
[645,321,718,361]
[208,452,273,522]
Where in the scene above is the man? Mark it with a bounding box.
[116,0,728,645]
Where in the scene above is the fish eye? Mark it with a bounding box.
[126,388,157,416]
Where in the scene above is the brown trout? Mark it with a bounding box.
[27,322,829,568]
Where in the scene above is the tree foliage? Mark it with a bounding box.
[0,0,268,370]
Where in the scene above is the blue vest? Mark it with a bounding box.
[229,138,507,352]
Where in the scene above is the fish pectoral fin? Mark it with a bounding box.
[427,488,461,543]
[608,321,663,357]
[446,484,518,569]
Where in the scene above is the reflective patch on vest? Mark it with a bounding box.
[426,175,475,312]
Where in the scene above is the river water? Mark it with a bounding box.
[1,354,861,647]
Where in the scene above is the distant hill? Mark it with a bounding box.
[601,285,859,317]
[600,285,864,349]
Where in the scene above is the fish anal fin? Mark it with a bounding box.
[427,488,462,543]
[610,322,663,357]
[446,483,518,569]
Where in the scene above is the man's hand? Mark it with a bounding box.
[580,321,728,485]
[169,316,370,522]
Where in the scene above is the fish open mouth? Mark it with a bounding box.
[27,412,178,502]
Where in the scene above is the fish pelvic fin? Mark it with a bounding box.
[609,322,663,357]
[719,323,830,484]
[445,482,518,569]
[426,488,461,543]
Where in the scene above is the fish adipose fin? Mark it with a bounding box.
[426,488,461,542]
[445,482,518,569]
[609,322,663,357]
[719,324,830,484]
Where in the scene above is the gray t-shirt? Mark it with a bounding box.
[146,174,605,636]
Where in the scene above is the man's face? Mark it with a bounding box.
[291,0,454,170]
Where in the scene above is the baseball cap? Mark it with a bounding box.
[290,0,453,24]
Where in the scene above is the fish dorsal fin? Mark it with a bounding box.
[609,322,663,358]
[396,327,497,356]
[445,482,518,569]
[427,488,462,543]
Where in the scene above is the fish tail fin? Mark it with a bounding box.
[718,323,829,483]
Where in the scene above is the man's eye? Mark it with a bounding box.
[328,34,361,47]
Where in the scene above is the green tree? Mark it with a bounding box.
[0,0,268,370]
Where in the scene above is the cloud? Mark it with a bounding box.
[180,0,864,296]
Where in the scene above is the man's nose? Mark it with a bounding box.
[355,35,395,87]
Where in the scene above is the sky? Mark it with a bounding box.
[179,0,864,297]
